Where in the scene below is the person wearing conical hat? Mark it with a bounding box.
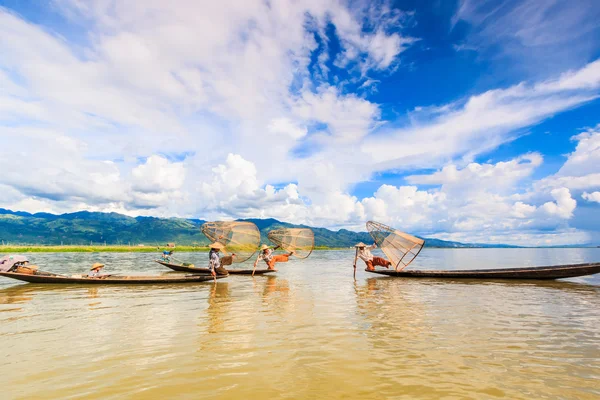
[88,263,106,278]
[254,244,294,271]
[208,242,230,277]
[354,242,391,271]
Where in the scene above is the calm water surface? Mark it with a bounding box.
[1,248,599,399]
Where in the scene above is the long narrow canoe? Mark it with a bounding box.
[0,271,226,285]
[366,262,600,280]
[155,260,276,275]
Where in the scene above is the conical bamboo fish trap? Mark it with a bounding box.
[201,221,261,263]
[366,221,424,271]
[267,228,314,259]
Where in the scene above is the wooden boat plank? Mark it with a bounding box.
[0,272,225,284]
[366,262,600,280]
[154,260,275,275]
[155,260,212,273]
[228,269,275,275]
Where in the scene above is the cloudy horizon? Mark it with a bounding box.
[1,0,600,246]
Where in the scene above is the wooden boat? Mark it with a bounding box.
[155,260,276,275]
[366,262,600,280]
[0,271,226,285]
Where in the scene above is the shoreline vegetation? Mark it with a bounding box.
[0,245,341,253]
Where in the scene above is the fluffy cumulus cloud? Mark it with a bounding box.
[537,126,600,192]
[0,1,599,245]
[583,192,600,203]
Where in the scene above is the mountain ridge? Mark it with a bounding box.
[0,208,515,248]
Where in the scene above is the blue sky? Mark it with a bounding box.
[1,0,600,245]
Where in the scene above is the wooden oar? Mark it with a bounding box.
[353,247,358,280]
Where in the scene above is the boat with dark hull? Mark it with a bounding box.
[155,260,276,275]
[366,262,600,280]
[0,271,226,285]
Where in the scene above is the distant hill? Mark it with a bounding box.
[0,208,513,248]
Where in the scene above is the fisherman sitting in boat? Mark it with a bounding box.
[88,263,108,278]
[208,242,230,277]
[355,242,392,271]
[254,244,294,271]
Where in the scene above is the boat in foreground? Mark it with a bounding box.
[366,262,600,280]
[155,260,276,275]
[0,271,226,285]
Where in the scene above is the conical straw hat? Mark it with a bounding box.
[90,263,105,271]
[354,242,367,248]
[209,242,225,250]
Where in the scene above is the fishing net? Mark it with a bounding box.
[201,221,261,263]
[366,221,425,271]
[267,228,314,259]
[220,255,234,266]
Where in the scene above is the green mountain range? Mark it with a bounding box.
[0,208,508,248]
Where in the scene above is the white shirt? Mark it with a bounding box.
[209,250,221,271]
[357,245,376,262]
[258,248,273,262]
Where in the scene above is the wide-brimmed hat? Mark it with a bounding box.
[90,263,105,271]
[354,242,367,248]
[209,242,225,250]
[259,244,270,251]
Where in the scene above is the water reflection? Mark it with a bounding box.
[207,282,231,334]
[353,276,600,399]
[0,284,33,306]
[0,249,599,399]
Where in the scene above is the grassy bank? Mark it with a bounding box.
[0,245,209,253]
[0,245,345,253]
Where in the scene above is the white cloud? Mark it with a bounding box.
[453,0,600,77]
[361,61,600,169]
[131,156,185,193]
[267,118,308,141]
[293,86,381,143]
[540,188,576,219]
[537,126,600,192]
[582,192,600,203]
[406,153,542,194]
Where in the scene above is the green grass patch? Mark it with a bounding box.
[0,245,343,253]
[0,245,209,253]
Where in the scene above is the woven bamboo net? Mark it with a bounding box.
[366,221,425,271]
[201,221,261,263]
[267,228,315,259]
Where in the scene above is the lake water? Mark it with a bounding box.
[1,248,599,399]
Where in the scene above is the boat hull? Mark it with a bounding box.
[155,260,275,275]
[366,262,600,280]
[0,272,225,284]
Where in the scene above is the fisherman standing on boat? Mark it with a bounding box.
[355,243,392,271]
[208,242,230,277]
[161,250,173,262]
[254,244,294,271]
